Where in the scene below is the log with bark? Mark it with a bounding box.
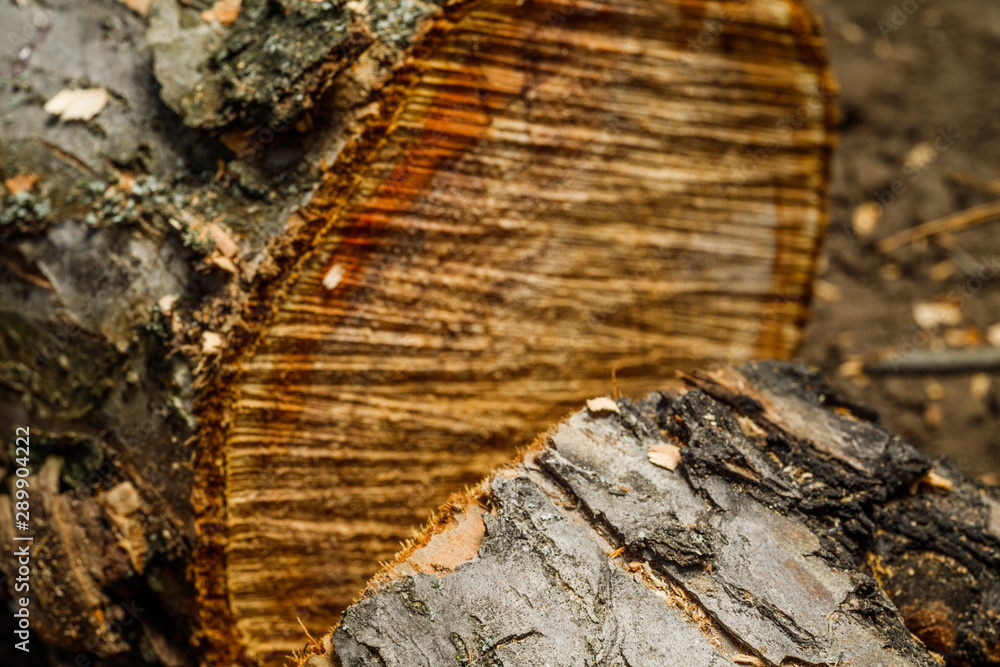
[297,362,1000,667]
[0,0,835,665]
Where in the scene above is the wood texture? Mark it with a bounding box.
[297,362,1000,667]
[196,1,836,663]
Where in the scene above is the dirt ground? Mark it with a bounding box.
[796,0,1000,483]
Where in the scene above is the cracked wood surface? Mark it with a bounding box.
[199,1,835,662]
[300,362,1000,667]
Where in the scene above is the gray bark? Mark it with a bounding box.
[309,362,1000,667]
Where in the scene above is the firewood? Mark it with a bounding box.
[193,1,836,663]
[296,362,1000,667]
[0,0,834,664]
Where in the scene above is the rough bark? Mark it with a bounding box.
[301,362,1000,667]
[0,0,834,665]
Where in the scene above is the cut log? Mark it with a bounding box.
[0,0,835,664]
[197,1,835,663]
[297,362,1000,667]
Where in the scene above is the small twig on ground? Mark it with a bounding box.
[877,200,1000,253]
[947,171,1000,197]
[865,347,1000,375]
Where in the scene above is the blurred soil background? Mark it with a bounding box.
[799,0,1000,483]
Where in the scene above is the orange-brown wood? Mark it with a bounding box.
[195,0,836,663]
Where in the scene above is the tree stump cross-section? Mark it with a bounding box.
[195,1,836,663]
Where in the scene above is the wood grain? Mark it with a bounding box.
[195,0,836,663]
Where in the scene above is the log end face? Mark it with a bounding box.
[198,0,840,661]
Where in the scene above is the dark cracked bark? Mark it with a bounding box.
[300,362,1000,667]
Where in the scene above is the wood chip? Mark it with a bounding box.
[910,469,953,494]
[101,482,142,517]
[648,443,681,471]
[116,0,153,16]
[44,88,110,122]
[970,373,991,400]
[202,331,223,354]
[586,396,620,415]
[879,263,901,281]
[930,259,956,282]
[837,356,864,379]
[913,301,961,330]
[839,22,866,44]
[988,323,1000,348]
[943,327,982,348]
[208,255,238,274]
[4,173,39,195]
[813,279,843,303]
[851,201,882,238]
[406,507,486,573]
[158,294,179,316]
[322,264,347,290]
[904,142,937,173]
[201,0,242,26]
[208,223,240,257]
